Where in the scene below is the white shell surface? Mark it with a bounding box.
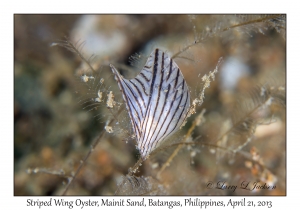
[110,48,190,158]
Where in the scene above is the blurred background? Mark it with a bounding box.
[14,14,285,195]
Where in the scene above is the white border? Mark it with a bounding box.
[4,1,295,209]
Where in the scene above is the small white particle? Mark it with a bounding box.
[190,150,197,157]
[260,87,266,96]
[105,126,114,133]
[151,162,159,169]
[266,97,273,106]
[210,149,216,154]
[106,91,116,108]
[81,75,89,82]
[95,90,103,102]
[81,75,95,83]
